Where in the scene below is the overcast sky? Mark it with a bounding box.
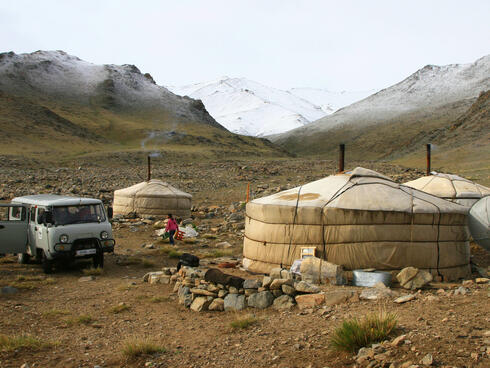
[1,0,489,91]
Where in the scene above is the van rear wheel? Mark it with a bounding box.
[18,253,30,264]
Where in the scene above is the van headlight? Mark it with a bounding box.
[59,234,69,243]
[100,231,109,239]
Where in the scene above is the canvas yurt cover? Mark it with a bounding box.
[113,179,192,217]
[468,196,490,251]
[243,168,470,280]
[403,173,490,208]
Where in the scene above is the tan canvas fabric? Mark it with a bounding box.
[404,173,490,208]
[243,167,470,280]
[113,179,192,217]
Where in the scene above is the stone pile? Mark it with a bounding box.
[144,266,339,313]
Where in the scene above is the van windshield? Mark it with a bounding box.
[53,204,106,225]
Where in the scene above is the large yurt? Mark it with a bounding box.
[113,179,192,218]
[243,167,470,280]
[468,196,490,251]
[403,173,490,208]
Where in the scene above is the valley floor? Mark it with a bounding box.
[0,157,488,367]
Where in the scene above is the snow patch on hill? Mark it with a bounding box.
[168,77,370,136]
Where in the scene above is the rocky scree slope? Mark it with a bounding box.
[272,55,490,160]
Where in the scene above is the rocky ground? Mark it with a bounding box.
[0,157,488,367]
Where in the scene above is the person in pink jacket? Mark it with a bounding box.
[165,213,179,246]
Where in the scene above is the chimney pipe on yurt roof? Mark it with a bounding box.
[426,143,431,176]
[339,144,345,173]
[147,155,151,182]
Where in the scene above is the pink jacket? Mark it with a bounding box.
[165,218,179,231]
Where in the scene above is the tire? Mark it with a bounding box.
[17,253,30,264]
[42,252,53,274]
[93,252,104,269]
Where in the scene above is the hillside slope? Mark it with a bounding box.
[272,55,490,160]
[0,51,284,160]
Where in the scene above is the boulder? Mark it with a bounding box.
[324,291,354,306]
[272,289,283,298]
[178,285,191,305]
[299,257,344,285]
[243,279,262,289]
[273,295,296,310]
[215,241,233,249]
[208,298,225,311]
[270,268,292,280]
[295,293,325,309]
[190,288,217,297]
[262,276,273,288]
[394,294,416,304]
[0,286,18,295]
[397,267,433,290]
[294,281,320,294]
[78,276,95,282]
[149,274,170,284]
[269,278,293,290]
[218,290,228,298]
[360,282,396,300]
[247,291,274,309]
[190,296,212,312]
[281,284,296,296]
[224,294,247,311]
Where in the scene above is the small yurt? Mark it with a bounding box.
[403,173,490,208]
[243,167,470,280]
[113,179,192,218]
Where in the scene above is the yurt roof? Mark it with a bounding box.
[403,172,490,200]
[249,167,467,217]
[114,179,192,199]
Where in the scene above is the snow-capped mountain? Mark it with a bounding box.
[168,77,370,136]
[288,88,374,114]
[272,55,490,156]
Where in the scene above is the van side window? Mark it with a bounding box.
[37,208,45,224]
[31,207,36,222]
[0,207,8,221]
[9,207,25,221]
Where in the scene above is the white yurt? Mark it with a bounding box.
[403,173,490,208]
[468,196,490,251]
[243,167,470,280]
[113,179,192,218]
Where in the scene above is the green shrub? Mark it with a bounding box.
[329,312,398,353]
[167,250,182,259]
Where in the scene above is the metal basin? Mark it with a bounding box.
[352,270,392,287]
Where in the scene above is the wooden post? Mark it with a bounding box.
[246,182,250,202]
[426,144,431,176]
[339,144,345,173]
[147,155,151,181]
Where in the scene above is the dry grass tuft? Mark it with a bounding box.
[122,338,166,359]
[230,314,258,330]
[141,259,155,268]
[82,267,103,276]
[329,312,398,353]
[42,309,70,318]
[65,314,93,326]
[0,334,55,351]
[109,303,130,314]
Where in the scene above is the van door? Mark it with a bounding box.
[34,207,50,253]
[0,204,28,254]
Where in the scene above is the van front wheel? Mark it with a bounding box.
[93,252,104,269]
[18,253,30,264]
[42,253,53,274]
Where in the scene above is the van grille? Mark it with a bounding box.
[73,238,98,250]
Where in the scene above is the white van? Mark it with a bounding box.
[0,195,115,273]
